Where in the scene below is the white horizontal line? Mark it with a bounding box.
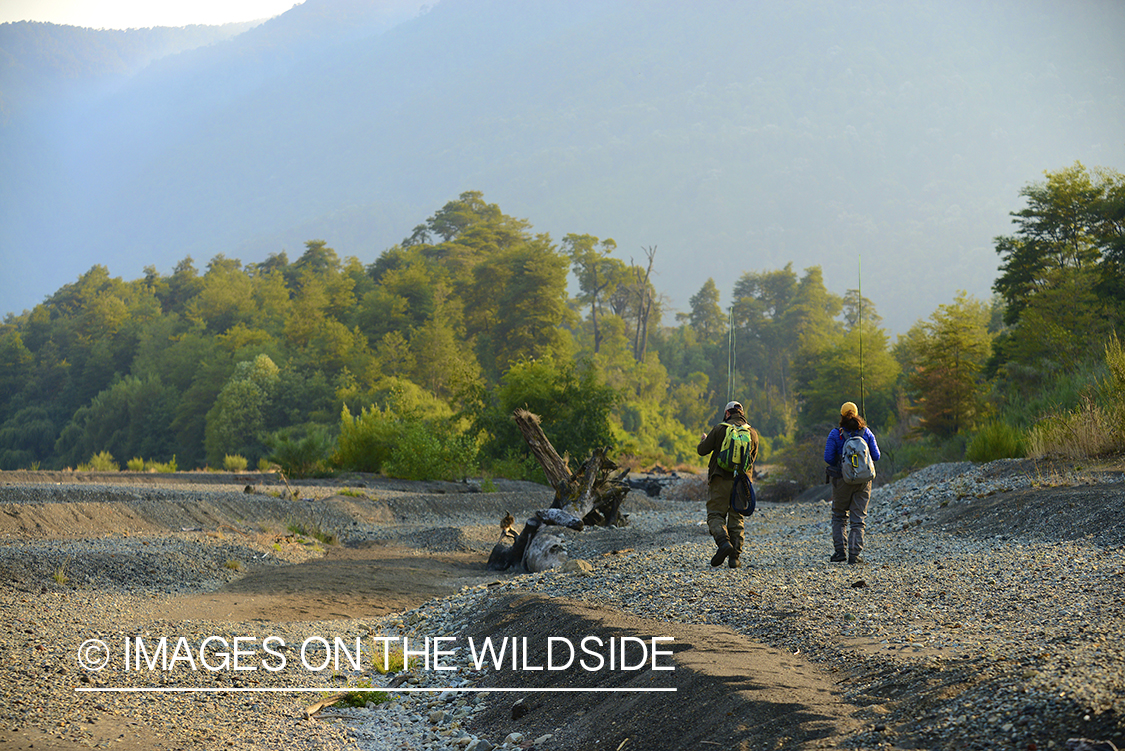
[75,687,676,693]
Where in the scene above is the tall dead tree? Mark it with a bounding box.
[487,409,631,571]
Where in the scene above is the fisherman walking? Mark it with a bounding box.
[824,401,881,564]
[697,400,759,568]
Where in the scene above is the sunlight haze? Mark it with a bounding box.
[0,0,297,28]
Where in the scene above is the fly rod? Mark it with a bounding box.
[858,255,866,418]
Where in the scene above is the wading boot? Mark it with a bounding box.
[710,535,734,567]
[728,538,743,568]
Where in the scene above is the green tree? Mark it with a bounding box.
[785,267,844,430]
[565,233,625,353]
[203,354,280,466]
[686,278,725,344]
[900,292,993,437]
[0,327,34,425]
[991,164,1125,382]
[729,264,801,434]
[187,255,256,334]
[54,375,176,468]
[798,322,898,429]
[0,406,57,469]
[466,237,573,378]
[468,356,617,473]
[993,163,1107,326]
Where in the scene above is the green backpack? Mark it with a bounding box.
[716,422,755,475]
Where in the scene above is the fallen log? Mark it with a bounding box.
[488,409,631,572]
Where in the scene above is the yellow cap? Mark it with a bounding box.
[840,401,858,417]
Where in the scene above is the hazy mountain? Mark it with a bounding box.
[2,0,1123,332]
[0,20,260,117]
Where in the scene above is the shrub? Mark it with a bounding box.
[335,397,480,481]
[482,447,543,483]
[146,456,178,473]
[264,426,334,478]
[771,426,833,488]
[383,421,479,481]
[334,405,398,473]
[370,641,405,674]
[966,420,1026,462]
[127,457,146,472]
[337,678,390,708]
[1027,396,1120,460]
[223,454,249,472]
[84,451,119,472]
[286,519,337,545]
[1103,332,1125,440]
[1026,335,1125,460]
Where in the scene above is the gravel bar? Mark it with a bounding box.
[1,460,1123,750]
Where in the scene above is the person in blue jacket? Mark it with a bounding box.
[824,401,880,564]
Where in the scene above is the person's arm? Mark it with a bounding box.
[823,429,840,464]
[697,424,720,457]
[865,428,881,461]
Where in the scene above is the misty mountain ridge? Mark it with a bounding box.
[1,0,1123,333]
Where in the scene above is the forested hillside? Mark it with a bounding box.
[2,0,1122,334]
[1,166,1121,481]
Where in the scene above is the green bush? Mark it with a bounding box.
[335,392,479,480]
[127,457,146,472]
[223,454,249,472]
[82,451,119,472]
[334,405,399,473]
[264,426,334,478]
[146,456,178,473]
[483,447,546,483]
[337,678,390,708]
[286,519,337,545]
[383,421,479,481]
[966,420,1026,462]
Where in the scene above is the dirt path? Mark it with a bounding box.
[462,594,866,751]
[161,541,497,623]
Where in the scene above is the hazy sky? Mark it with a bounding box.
[0,0,298,28]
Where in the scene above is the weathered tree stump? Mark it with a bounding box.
[487,409,631,571]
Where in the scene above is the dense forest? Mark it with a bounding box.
[0,163,1122,484]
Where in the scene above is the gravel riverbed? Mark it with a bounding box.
[1,460,1123,750]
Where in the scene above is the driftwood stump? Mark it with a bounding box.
[487,409,631,572]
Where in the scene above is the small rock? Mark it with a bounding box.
[562,559,594,575]
[1066,740,1119,751]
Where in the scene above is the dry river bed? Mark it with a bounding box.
[0,460,1123,751]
